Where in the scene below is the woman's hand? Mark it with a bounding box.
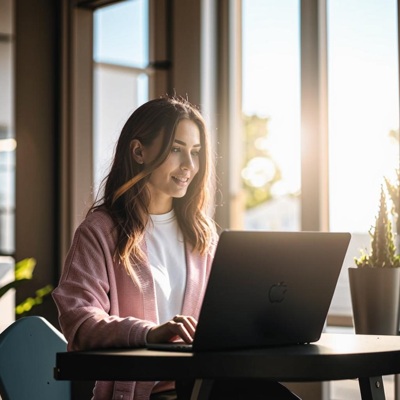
[146,315,197,344]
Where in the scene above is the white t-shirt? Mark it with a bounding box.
[146,210,186,324]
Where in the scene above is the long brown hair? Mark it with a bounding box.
[90,96,216,279]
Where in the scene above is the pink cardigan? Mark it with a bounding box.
[52,209,216,400]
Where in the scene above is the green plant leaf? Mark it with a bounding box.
[14,258,36,280]
[0,258,37,299]
[15,284,54,315]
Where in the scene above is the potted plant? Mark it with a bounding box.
[348,185,400,334]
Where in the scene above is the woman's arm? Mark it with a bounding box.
[52,212,156,351]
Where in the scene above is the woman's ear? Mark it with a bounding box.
[131,139,144,164]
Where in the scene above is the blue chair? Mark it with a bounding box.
[0,316,71,400]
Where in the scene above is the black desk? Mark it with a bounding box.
[55,333,400,400]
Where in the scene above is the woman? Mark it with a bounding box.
[53,96,300,399]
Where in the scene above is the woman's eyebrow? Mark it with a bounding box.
[174,139,201,147]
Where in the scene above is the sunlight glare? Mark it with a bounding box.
[0,138,16,152]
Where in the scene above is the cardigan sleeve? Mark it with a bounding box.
[52,211,157,351]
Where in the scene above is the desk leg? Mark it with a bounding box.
[190,379,214,400]
[359,376,386,400]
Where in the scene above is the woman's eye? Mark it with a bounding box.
[192,150,200,157]
[171,147,181,153]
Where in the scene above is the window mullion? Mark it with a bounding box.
[300,0,329,231]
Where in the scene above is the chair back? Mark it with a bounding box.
[0,316,71,400]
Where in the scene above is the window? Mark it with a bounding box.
[328,0,399,238]
[93,0,149,194]
[241,0,301,231]
[0,0,15,255]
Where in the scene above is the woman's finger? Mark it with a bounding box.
[146,315,198,344]
[172,315,197,338]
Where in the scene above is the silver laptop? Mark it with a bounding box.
[148,230,351,352]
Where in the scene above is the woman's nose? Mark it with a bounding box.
[181,153,195,170]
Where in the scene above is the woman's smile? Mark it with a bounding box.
[172,174,190,185]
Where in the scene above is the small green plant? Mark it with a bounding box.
[0,258,53,315]
[355,186,400,268]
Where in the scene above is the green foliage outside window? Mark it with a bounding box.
[242,114,282,209]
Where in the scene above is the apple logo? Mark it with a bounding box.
[268,282,287,303]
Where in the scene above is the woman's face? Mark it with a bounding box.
[144,119,201,214]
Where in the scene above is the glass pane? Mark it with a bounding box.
[328,0,399,233]
[242,0,301,230]
[94,0,149,68]
[93,0,150,194]
[0,133,15,255]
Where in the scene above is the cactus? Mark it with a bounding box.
[355,186,400,268]
[384,169,400,249]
